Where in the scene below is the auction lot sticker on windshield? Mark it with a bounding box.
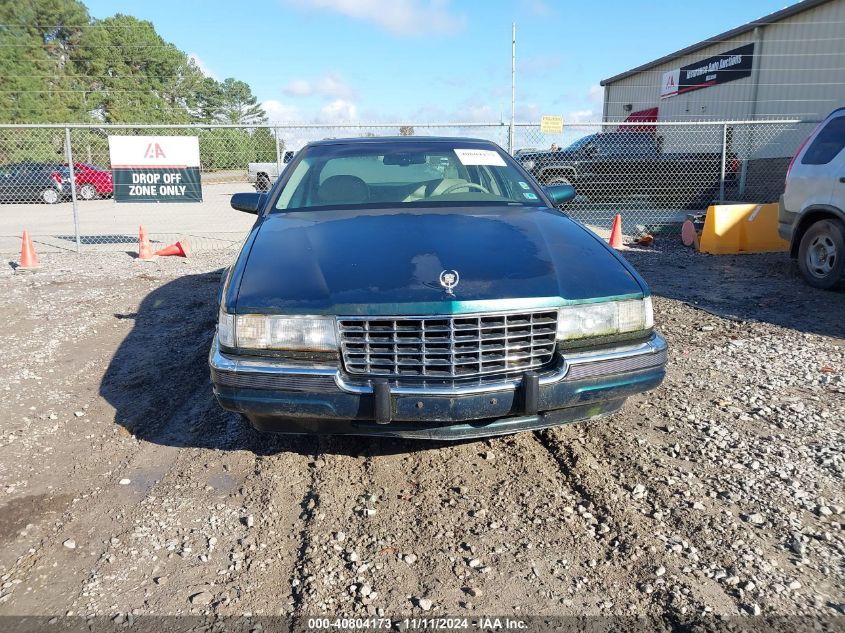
[454,148,507,167]
[108,135,202,203]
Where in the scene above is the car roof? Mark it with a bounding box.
[305,136,502,148]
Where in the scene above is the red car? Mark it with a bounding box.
[63,162,113,199]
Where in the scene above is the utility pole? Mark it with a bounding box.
[509,22,516,154]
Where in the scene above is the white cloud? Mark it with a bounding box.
[262,99,302,122]
[318,99,358,122]
[283,73,356,99]
[188,53,215,79]
[566,109,596,124]
[515,102,541,122]
[263,97,360,124]
[263,99,360,149]
[287,0,466,36]
[588,84,604,106]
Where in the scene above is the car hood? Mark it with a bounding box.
[231,206,645,315]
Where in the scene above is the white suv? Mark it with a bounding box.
[779,108,845,289]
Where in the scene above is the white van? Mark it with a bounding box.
[779,108,845,289]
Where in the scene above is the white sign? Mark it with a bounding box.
[108,135,200,168]
[108,136,202,202]
[660,69,680,99]
[453,148,506,167]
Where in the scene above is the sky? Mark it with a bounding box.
[84,0,794,124]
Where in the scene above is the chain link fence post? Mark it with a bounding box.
[64,127,81,252]
[508,122,515,155]
[275,127,281,173]
[719,122,728,202]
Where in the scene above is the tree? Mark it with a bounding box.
[215,78,266,125]
[399,125,415,136]
[72,14,201,123]
[251,126,277,162]
[0,0,267,126]
[191,76,223,123]
[0,0,91,122]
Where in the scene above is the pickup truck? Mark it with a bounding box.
[518,132,738,206]
[248,150,295,191]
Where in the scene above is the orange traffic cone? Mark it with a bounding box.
[18,230,40,272]
[154,240,190,258]
[138,225,155,261]
[608,214,623,249]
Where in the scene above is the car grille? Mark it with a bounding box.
[337,311,558,379]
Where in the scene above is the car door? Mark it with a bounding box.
[787,114,845,214]
[10,163,36,201]
[0,165,16,201]
[15,163,43,200]
[592,132,648,199]
[20,163,50,200]
[812,114,845,214]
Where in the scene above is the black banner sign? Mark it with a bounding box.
[679,43,754,94]
[112,167,202,203]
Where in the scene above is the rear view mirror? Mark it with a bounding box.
[383,153,426,166]
[545,184,576,206]
[231,192,263,214]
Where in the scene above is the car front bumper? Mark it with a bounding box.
[778,194,797,244]
[209,332,668,440]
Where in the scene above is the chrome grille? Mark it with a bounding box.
[211,368,338,392]
[337,311,558,379]
[565,348,667,381]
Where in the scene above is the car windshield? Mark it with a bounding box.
[564,135,596,151]
[273,140,545,212]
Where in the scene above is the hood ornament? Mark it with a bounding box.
[439,270,459,296]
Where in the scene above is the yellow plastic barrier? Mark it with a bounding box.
[698,203,790,255]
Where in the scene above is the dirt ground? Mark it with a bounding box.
[0,241,842,629]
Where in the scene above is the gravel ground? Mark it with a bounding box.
[0,241,842,629]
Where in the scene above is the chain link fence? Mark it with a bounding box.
[0,120,811,253]
[515,119,813,234]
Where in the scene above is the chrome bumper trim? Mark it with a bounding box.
[210,333,667,396]
[333,364,569,396]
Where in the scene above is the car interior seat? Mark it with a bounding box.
[317,175,369,205]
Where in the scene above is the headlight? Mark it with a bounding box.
[557,297,653,341]
[218,311,338,351]
[218,310,235,347]
[521,159,536,171]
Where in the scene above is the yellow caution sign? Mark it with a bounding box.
[540,115,564,135]
[698,203,790,255]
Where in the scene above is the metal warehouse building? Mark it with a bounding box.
[600,0,845,123]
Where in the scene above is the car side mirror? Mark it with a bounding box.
[231,192,262,214]
[545,184,576,206]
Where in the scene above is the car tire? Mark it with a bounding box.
[797,218,845,290]
[256,174,271,192]
[79,183,97,200]
[41,188,59,204]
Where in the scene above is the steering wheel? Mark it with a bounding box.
[439,182,490,195]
